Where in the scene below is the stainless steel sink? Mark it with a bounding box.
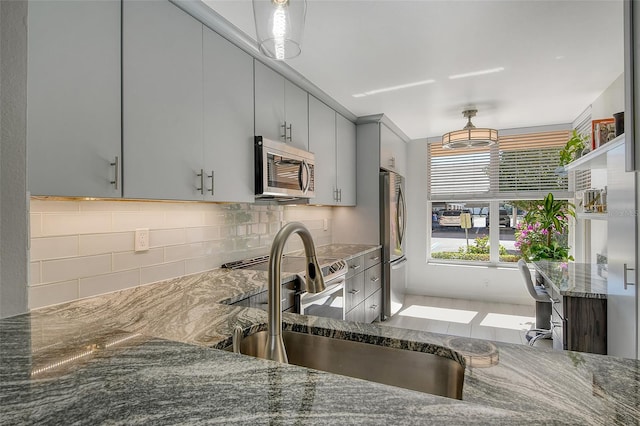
[228,330,464,400]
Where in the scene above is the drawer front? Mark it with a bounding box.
[364,248,382,269]
[346,255,364,279]
[364,263,382,298]
[364,289,382,323]
[345,273,365,312]
[345,301,365,323]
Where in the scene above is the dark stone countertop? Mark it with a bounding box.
[2,245,639,424]
[534,260,609,299]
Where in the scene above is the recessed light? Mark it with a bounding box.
[352,79,435,98]
[448,67,505,80]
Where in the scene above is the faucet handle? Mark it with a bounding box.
[304,255,326,293]
[232,325,243,354]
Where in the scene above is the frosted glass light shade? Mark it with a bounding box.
[253,0,307,60]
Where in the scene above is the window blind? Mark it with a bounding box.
[428,130,571,200]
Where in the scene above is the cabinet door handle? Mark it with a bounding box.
[207,171,214,194]
[281,122,287,140]
[370,256,380,261]
[351,264,361,270]
[370,276,380,282]
[334,188,339,202]
[338,188,342,202]
[349,289,360,295]
[287,123,292,141]
[624,263,636,290]
[389,156,396,169]
[196,169,204,194]
[110,156,119,190]
[370,304,378,309]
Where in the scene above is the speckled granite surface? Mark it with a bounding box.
[3,244,639,424]
[534,260,608,299]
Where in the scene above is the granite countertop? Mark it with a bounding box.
[534,260,609,299]
[2,244,640,424]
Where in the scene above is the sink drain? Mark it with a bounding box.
[445,336,499,368]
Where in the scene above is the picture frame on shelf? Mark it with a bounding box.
[591,118,616,149]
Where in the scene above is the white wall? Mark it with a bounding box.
[0,0,29,318]
[29,199,333,309]
[405,138,531,306]
[591,73,624,120]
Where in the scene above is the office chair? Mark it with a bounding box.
[517,259,552,346]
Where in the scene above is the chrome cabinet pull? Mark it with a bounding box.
[389,156,396,169]
[370,276,380,282]
[338,188,342,202]
[349,289,360,295]
[624,263,636,290]
[351,264,361,270]
[207,170,214,194]
[370,256,380,261]
[281,122,287,140]
[370,304,378,309]
[196,169,204,194]
[286,123,292,141]
[110,156,119,190]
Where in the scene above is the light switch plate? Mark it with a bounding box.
[135,228,149,252]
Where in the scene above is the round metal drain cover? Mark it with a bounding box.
[446,337,499,368]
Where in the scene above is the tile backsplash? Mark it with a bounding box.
[29,199,333,309]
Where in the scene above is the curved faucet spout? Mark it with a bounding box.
[266,222,326,363]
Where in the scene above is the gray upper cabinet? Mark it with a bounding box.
[27,0,121,198]
[336,114,357,206]
[202,26,254,203]
[309,96,337,205]
[254,61,309,150]
[309,96,356,206]
[123,0,204,201]
[380,123,407,176]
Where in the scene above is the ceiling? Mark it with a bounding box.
[203,0,624,140]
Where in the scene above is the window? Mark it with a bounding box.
[427,128,573,264]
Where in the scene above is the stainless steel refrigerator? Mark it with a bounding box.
[380,170,407,320]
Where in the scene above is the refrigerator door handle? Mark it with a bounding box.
[397,185,407,247]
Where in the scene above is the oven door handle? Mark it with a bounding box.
[299,279,345,305]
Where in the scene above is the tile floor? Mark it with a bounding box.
[382,294,552,348]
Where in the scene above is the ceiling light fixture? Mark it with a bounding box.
[448,67,504,80]
[253,0,307,60]
[442,109,498,149]
[352,79,436,98]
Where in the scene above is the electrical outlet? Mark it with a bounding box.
[135,228,149,252]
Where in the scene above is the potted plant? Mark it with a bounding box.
[515,193,575,261]
[558,130,589,167]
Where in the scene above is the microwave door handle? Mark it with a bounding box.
[299,160,310,194]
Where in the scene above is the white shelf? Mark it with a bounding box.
[576,212,608,220]
[564,134,625,171]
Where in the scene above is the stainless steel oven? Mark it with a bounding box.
[255,136,315,199]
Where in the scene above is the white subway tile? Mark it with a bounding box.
[30,213,42,238]
[164,243,205,262]
[31,236,79,261]
[185,255,219,275]
[186,226,220,243]
[250,223,268,235]
[29,280,79,309]
[149,228,186,248]
[30,262,41,285]
[79,232,134,256]
[165,210,204,228]
[113,248,164,272]
[203,209,225,225]
[41,254,111,284]
[112,212,164,232]
[236,225,247,236]
[30,199,80,213]
[79,270,140,298]
[42,213,112,236]
[140,261,185,285]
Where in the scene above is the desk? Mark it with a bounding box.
[533,261,608,355]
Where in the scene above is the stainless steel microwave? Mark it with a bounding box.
[254,136,315,199]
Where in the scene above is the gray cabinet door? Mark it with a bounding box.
[123,0,203,201]
[380,123,407,176]
[254,61,285,142]
[284,80,309,150]
[202,27,254,203]
[336,113,357,205]
[308,96,337,205]
[27,0,121,198]
[607,144,637,358]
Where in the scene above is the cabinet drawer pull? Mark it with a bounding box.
[370,276,380,282]
[349,289,360,295]
[110,156,119,190]
[281,122,287,140]
[196,169,204,194]
[351,264,361,270]
[287,123,292,141]
[551,298,560,304]
[624,263,636,290]
[207,170,214,194]
[369,256,380,261]
[370,304,378,309]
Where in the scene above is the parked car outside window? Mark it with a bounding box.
[438,209,471,227]
[487,208,511,228]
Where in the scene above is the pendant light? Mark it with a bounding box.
[442,109,498,149]
[253,0,307,60]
